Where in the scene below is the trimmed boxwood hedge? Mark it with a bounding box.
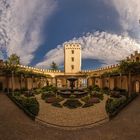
[10,95,39,117]
[52,102,63,108]
[82,102,93,108]
[63,99,83,109]
[106,93,138,118]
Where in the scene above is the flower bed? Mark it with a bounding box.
[8,93,39,118]
[41,91,55,99]
[51,102,63,108]
[82,102,94,108]
[45,95,64,103]
[105,93,138,118]
[63,99,83,109]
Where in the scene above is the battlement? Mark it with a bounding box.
[2,63,62,74]
[126,51,140,62]
[81,64,119,73]
[64,43,81,49]
[18,65,62,73]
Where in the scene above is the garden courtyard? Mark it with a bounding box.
[1,92,140,140]
[35,93,108,127]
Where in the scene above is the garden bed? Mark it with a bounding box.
[106,93,138,119]
[7,93,39,120]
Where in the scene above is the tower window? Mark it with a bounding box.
[71,50,74,54]
[71,57,74,62]
[71,65,74,70]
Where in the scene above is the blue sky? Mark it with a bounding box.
[31,0,121,65]
[1,0,140,70]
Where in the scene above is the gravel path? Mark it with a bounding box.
[1,92,140,140]
[36,94,108,127]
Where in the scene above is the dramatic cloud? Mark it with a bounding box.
[36,45,64,69]
[36,32,140,69]
[106,0,140,38]
[37,0,140,69]
[0,0,57,64]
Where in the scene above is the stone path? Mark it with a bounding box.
[36,94,108,127]
[1,92,140,140]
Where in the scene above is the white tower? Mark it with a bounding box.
[64,43,81,74]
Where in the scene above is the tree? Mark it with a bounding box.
[5,54,20,93]
[50,61,58,70]
[7,53,20,65]
[119,60,140,97]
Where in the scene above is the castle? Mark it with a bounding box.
[0,43,140,95]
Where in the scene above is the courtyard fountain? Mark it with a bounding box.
[58,77,88,98]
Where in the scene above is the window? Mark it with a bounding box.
[136,57,140,62]
[71,65,74,70]
[71,50,74,54]
[71,57,74,62]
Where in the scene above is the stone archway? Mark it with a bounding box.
[133,81,140,93]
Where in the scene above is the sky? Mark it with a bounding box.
[1,0,140,70]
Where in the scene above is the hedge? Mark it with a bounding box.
[106,93,138,118]
[8,94,39,119]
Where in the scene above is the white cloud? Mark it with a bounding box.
[106,0,140,38]
[37,0,140,69]
[36,32,140,69]
[36,45,64,69]
[0,0,57,65]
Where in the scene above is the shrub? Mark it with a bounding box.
[89,97,100,104]
[110,91,121,98]
[113,88,127,96]
[52,102,63,108]
[69,94,76,99]
[101,87,110,95]
[82,102,94,108]
[93,85,100,91]
[82,97,100,108]
[24,91,34,97]
[56,95,64,102]
[42,85,57,92]
[105,96,126,114]
[87,85,100,92]
[45,97,58,103]
[81,95,90,103]
[41,91,55,99]
[13,96,39,116]
[21,87,28,92]
[45,96,63,103]
[90,92,104,100]
[34,88,43,94]
[13,91,21,96]
[87,86,93,93]
[63,99,83,109]
[23,97,39,116]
